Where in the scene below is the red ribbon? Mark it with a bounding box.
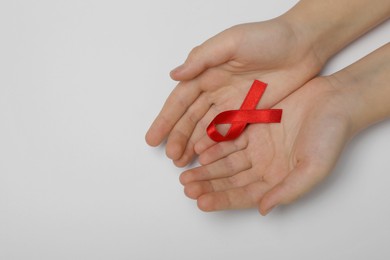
[207,80,282,142]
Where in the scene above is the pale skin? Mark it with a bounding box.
[146,0,390,167]
[181,43,390,215]
[145,0,390,214]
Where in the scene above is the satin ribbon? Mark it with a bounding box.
[207,80,282,142]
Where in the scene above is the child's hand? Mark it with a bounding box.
[180,43,390,215]
[145,0,389,167]
[180,77,353,214]
[146,19,322,166]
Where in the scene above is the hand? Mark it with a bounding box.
[145,19,322,167]
[145,0,390,167]
[180,76,356,215]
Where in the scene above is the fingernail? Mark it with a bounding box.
[171,64,185,75]
[263,205,277,216]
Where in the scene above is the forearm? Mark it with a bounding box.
[282,0,390,65]
[332,43,390,134]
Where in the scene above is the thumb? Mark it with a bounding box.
[258,162,328,215]
[170,30,237,81]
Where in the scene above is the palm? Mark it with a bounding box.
[146,20,322,167]
[180,78,352,214]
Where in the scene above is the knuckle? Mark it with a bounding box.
[186,106,199,125]
[174,93,189,109]
[198,117,209,130]
[227,175,240,187]
[224,155,236,171]
[205,93,213,106]
[158,114,173,131]
[188,45,202,60]
[170,84,192,109]
[233,151,246,165]
[213,143,224,155]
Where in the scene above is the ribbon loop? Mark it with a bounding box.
[207,80,282,142]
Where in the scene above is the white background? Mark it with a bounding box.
[1,1,389,259]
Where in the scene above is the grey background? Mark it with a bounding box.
[1,0,389,259]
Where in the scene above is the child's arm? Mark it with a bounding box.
[171,0,390,81]
[180,43,390,214]
[260,43,390,215]
[146,0,390,167]
[282,0,390,65]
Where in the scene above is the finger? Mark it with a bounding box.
[171,85,232,166]
[183,181,214,200]
[198,134,248,165]
[193,93,250,155]
[259,162,327,216]
[190,105,220,155]
[189,82,251,155]
[168,78,240,164]
[179,150,251,185]
[166,93,211,160]
[145,81,201,147]
[195,120,244,155]
[197,181,270,212]
[172,139,196,167]
[170,31,236,81]
[190,104,220,154]
[194,134,217,155]
[184,167,264,199]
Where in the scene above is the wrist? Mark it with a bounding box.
[324,74,367,137]
[281,0,390,65]
[326,44,390,135]
[273,15,326,73]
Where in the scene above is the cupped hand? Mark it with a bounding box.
[145,18,323,167]
[180,77,357,215]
